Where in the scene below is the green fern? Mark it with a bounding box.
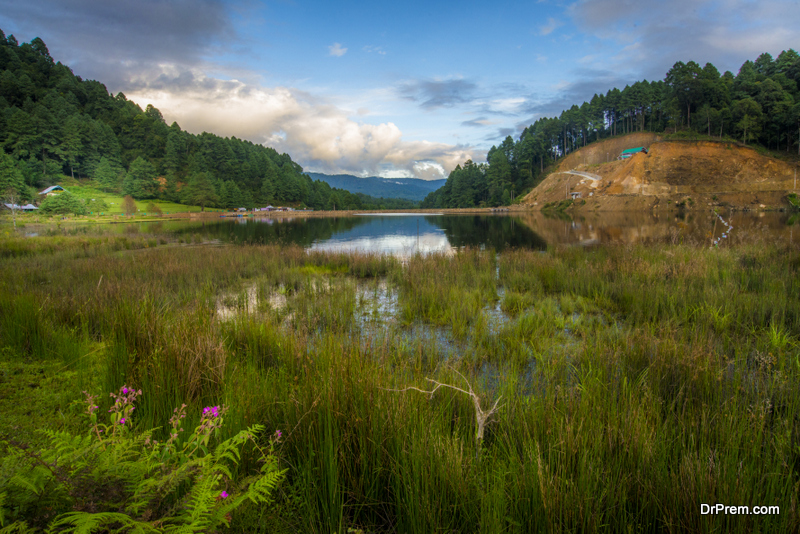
[0,519,36,534]
[0,390,285,533]
[48,512,160,534]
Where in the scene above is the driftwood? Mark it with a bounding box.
[385,367,502,456]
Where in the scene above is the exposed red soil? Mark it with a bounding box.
[523,134,799,212]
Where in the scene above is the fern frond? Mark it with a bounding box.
[183,472,220,526]
[126,458,203,517]
[0,520,36,534]
[48,512,159,534]
[245,468,286,503]
[7,466,52,497]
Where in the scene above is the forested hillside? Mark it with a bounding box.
[423,50,800,208]
[0,31,394,211]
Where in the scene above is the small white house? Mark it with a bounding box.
[3,203,38,211]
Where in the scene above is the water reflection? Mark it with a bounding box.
[165,214,548,255]
[518,210,797,247]
[310,214,452,255]
[20,210,797,252]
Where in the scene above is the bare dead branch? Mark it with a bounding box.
[381,367,504,457]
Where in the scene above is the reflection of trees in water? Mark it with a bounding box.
[428,216,547,251]
[173,217,374,246]
[166,215,548,251]
[541,210,574,222]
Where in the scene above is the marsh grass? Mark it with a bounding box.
[1,230,800,532]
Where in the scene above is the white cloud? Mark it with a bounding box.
[539,17,562,36]
[328,42,348,57]
[126,67,477,179]
[412,161,447,180]
[379,168,415,179]
[490,97,526,113]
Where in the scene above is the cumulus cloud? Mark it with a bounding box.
[126,68,477,179]
[328,42,348,57]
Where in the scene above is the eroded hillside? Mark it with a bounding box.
[523,134,799,211]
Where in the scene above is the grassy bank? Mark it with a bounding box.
[1,229,799,532]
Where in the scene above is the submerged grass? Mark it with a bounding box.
[1,229,800,532]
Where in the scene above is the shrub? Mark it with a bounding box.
[85,198,110,213]
[122,195,137,216]
[146,202,163,216]
[38,191,87,215]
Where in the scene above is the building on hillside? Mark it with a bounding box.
[618,147,648,160]
[570,192,582,199]
[39,185,66,196]
[3,203,38,211]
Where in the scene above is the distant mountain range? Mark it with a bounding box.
[307,173,446,201]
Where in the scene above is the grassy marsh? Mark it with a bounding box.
[1,228,800,533]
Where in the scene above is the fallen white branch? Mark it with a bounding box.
[384,367,503,448]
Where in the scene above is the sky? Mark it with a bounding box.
[1,0,799,179]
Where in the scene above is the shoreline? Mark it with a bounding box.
[2,195,795,230]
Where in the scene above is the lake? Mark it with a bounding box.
[31,210,798,253]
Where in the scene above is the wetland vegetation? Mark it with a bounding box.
[1,225,800,533]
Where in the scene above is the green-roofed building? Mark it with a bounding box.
[618,147,648,160]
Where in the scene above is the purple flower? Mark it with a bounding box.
[220,490,229,499]
[120,418,125,425]
[275,430,282,439]
[122,387,128,394]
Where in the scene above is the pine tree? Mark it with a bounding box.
[123,156,158,199]
[182,172,219,211]
[95,156,123,191]
[0,151,25,196]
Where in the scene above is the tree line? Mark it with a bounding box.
[0,32,416,211]
[422,50,800,209]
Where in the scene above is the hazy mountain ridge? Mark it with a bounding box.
[307,173,446,201]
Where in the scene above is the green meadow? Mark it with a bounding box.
[21,177,225,219]
[1,224,799,533]
[62,182,211,215]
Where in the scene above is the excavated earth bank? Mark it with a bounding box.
[523,134,799,212]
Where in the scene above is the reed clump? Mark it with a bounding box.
[1,229,799,533]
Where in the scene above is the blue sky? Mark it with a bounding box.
[1,0,799,179]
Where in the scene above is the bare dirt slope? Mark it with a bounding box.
[523,134,799,211]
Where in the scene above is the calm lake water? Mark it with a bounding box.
[31,210,799,253]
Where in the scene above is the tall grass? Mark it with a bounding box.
[1,230,799,532]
